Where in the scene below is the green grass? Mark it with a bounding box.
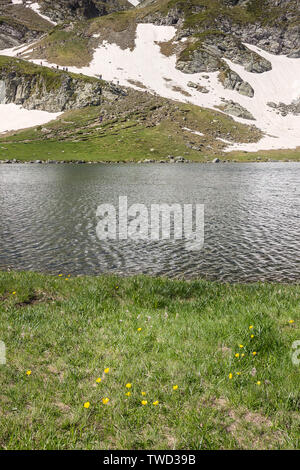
[0,100,299,162]
[0,271,299,449]
[0,89,266,162]
[159,0,291,28]
[33,28,92,67]
[0,55,101,90]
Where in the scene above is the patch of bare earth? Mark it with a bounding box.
[55,402,71,413]
[210,397,285,449]
[15,291,59,308]
[127,79,147,89]
[90,23,138,51]
[171,86,191,97]
[156,40,178,57]
[218,346,232,357]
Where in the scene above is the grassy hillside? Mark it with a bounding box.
[0,270,299,449]
[0,87,265,162]
[0,55,102,90]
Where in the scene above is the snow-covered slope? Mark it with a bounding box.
[1,23,300,151]
[0,103,62,133]
[26,2,57,25]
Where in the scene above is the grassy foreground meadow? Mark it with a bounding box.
[0,271,299,450]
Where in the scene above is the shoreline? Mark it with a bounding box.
[1,269,299,286]
[1,158,300,165]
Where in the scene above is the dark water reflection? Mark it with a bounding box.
[0,163,299,282]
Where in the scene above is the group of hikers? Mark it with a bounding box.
[15,52,70,73]
[49,64,69,72]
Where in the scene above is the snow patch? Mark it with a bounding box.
[0,104,62,133]
[127,0,140,6]
[182,127,204,137]
[27,2,57,25]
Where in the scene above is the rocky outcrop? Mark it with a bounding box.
[0,17,43,49]
[187,82,209,93]
[143,0,299,56]
[218,99,255,120]
[0,0,132,49]
[267,99,300,117]
[141,0,298,81]
[40,0,132,22]
[176,35,272,75]
[177,47,221,74]
[219,65,254,97]
[0,56,125,112]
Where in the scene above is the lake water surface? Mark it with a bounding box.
[0,163,299,282]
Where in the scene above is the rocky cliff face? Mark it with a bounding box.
[0,56,125,112]
[0,0,132,49]
[141,0,299,76]
[40,0,132,22]
[0,17,42,49]
[0,1,52,49]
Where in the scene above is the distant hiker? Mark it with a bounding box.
[99,115,103,123]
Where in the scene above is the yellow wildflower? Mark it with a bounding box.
[125,392,131,397]
[96,378,102,384]
[141,400,148,405]
[153,401,159,406]
[26,370,32,376]
[102,398,109,405]
[173,385,178,390]
[125,383,132,389]
[137,328,142,332]
[12,292,16,295]
[228,373,233,379]
[249,325,254,330]
[58,274,63,277]
[141,391,146,396]
[235,353,240,358]
[288,320,294,324]
[253,352,257,356]
[241,353,245,357]
[104,368,109,374]
[251,335,254,338]
[239,344,244,349]
[236,372,241,376]
[83,402,90,409]
[256,381,261,386]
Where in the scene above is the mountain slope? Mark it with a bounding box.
[0,0,299,154]
[0,0,133,48]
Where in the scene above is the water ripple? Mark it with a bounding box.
[0,163,299,282]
